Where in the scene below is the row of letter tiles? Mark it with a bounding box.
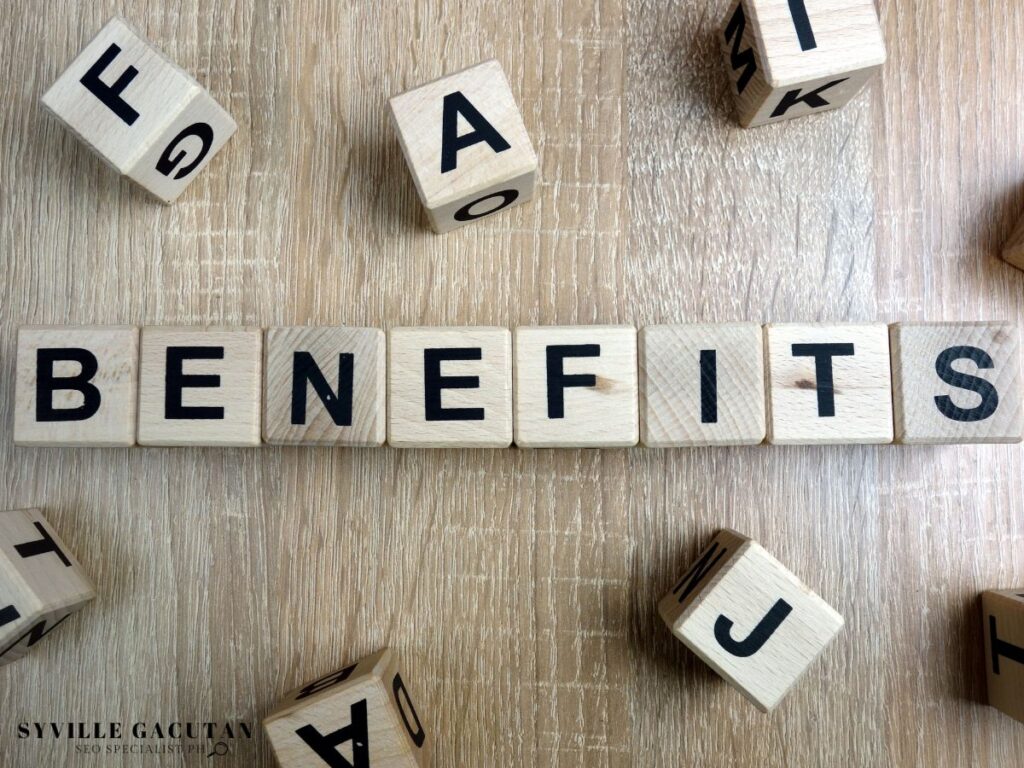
[13,323,1023,449]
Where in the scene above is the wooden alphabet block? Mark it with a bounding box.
[264,648,428,767]
[0,509,95,666]
[137,327,262,447]
[388,327,512,448]
[640,324,766,447]
[514,326,639,448]
[765,323,893,444]
[659,529,844,712]
[983,590,1024,724]
[264,327,386,446]
[720,0,886,127]
[890,323,1023,444]
[1003,213,1024,271]
[15,325,139,447]
[41,16,236,203]
[389,60,537,233]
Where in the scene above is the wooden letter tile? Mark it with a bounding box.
[264,648,429,767]
[641,323,766,447]
[514,326,639,448]
[41,16,236,203]
[390,60,537,233]
[0,509,95,666]
[264,327,386,446]
[137,327,262,447]
[890,323,1023,444]
[720,0,886,127]
[983,590,1024,724]
[659,529,844,712]
[15,325,139,447]
[765,323,893,445]
[388,327,512,448]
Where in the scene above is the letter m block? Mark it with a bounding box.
[719,0,886,127]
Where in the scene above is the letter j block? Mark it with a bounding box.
[720,0,886,127]
[41,16,236,202]
[15,326,139,447]
[390,60,538,233]
[263,648,429,767]
[658,529,844,712]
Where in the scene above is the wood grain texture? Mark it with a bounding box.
[1,0,1023,766]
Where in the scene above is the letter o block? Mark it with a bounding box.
[15,326,139,447]
[890,323,1023,444]
[390,60,538,233]
[659,529,844,712]
[720,0,886,127]
[264,648,429,768]
[41,16,236,202]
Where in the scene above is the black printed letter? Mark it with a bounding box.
[292,352,354,427]
[546,345,600,419]
[294,699,369,768]
[424,348,485,422]
[791,343,855,417]
[295,663,358,701]
[771,79,849,118]
[165,347,224,420]
[79,44,140,125]
[440,91,511,173]
[15,522,71,567]
[933,346,999,423]
[989,615,1024,675]
[671,541,729,605]
[393,673,426,748]
[714,599,793,657]
[723,4,758,95]
[700,350,718,424]
[787,0,818,50]
[35,349,102,423]
[155,123,214,180]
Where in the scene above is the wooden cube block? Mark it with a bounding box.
[0,509,95,666]
[765,323,893,445]
[41,16,236,203]
[720,0,886,127]
[264,648,428,767]
[14,325,139,447]
[514,326,639,448]
[1003,213,1024,271]
[390,60,537,233]
[137,327,262,447]
[388,327,512,448]
[658,529,844,712]
[640,323,766,447]
[890,323,1023,445]
[983,590,1024,724]
[264,327,386,446]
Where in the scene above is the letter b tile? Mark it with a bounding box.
[41,17,236,203]
[263,648,429,768]
[658,529,844,712]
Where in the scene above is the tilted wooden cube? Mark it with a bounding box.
[890,323,1023,444]
[264,648,428,767]
[0,509,96,666]
[41,16,236,203]
[659,529,844,711]
[390,60,537,233]
[983,590,1024,724]
[720,0,886,127]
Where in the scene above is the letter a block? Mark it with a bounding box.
[0,509,96,666]
[15,325,139,447]
[659,530,844,712]
[264,648,429,767]
[983,590,1024,724]
[765,323,893,445]
[720,0,886,127]
[388,327,513,448]
[890,323,1023,444]
[41,16,236,203]
[390,60,538,233]
[514,326,639,448]
[137,327,262,447]
[263,327,386,447]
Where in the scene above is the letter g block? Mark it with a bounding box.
[15,326,139,447]
[720,0,886,127]
[41,16,236,203]
[658,529,844,712]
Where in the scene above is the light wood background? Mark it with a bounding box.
[1,1,1023,766]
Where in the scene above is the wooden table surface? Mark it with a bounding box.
[2,1,1023,766]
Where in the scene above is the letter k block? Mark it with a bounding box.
[42,16,236,202]
[720,0,886,127]
[658,529,844,712]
